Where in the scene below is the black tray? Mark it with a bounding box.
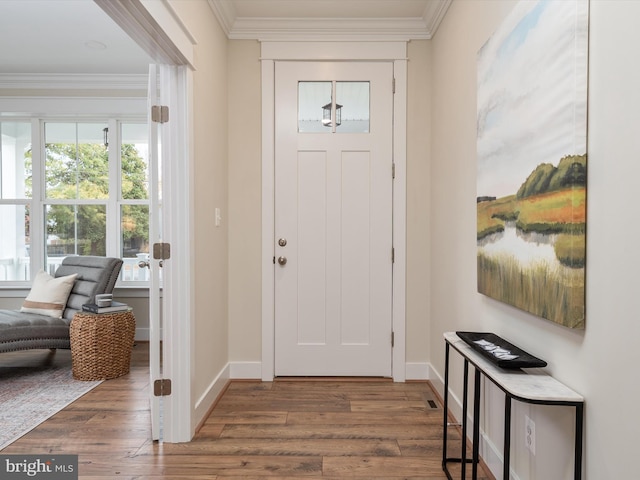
[456,331,547,369]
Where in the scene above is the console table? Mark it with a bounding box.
[442,332,584,480]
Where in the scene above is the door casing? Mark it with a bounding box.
[261,41,407,381]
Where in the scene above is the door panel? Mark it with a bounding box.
[274,61,394,377]
[147,64,162,440]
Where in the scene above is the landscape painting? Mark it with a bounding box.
[476,0,589,329]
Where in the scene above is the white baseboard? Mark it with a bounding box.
[480,432,521,480]
[135,328,149,341]
[428,363,443,391]
[193,363,231,429]
[225,361,432,381]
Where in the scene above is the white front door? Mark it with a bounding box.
[274,61,394,377]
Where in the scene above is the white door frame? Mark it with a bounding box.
[97,0,194,442]
[261,41,407,382]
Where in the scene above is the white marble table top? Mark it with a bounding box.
[444,332,584,403]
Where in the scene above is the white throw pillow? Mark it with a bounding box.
[21,269,78,318]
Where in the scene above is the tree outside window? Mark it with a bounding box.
[0,120,149,284]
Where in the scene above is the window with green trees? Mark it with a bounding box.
[0,120,149,284]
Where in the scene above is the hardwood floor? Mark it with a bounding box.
[1,343,492,479]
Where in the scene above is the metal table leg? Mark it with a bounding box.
[461,360,469,480]
[503,396,512,480]
[443,343,450,474]
[575,403,583,480]
[472,368,481,480]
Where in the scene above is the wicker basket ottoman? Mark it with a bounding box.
[70,310,136,381]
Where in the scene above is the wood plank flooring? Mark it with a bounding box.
[1,343,492,479]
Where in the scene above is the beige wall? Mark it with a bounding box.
[227,40,262,363]
[429,1,640,478]
[406,40,431,366]
[168,0,230,422]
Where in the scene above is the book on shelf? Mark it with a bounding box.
[81,301,130,314]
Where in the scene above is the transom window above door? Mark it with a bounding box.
[298,81,370,133]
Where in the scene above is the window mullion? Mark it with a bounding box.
[29,119,45,277]
[107,118,120,259]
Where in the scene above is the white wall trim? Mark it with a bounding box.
[261,57,276,381]
[207,0,452,41]
[261,41,407,381]
[234,361,423,382]
[422,0,453,35]
[194,363,230,428]
[393,57,408,382]
[232,18,434,42]
[206,0,236,37]
[95,0,195,68]
[0,97,146,117]
[159,65,194,443]
[135,328,150,341]
[0,73,148,91]
[261,41,407,61]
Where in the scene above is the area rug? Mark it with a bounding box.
[0,360,102,450]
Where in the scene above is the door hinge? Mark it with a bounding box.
[392,162,396,179]
[392,77,396,94]
[392,247,395,263]
[151,105,169,123]
[391,331,395,347]
[154,379,172,397]
[153,242,171,261]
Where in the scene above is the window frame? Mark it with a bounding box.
[0,116,149,288]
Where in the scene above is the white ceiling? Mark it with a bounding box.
[0,0,450,75]
[0,0,152,74]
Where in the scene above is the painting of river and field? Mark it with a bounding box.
[476,0,589,329]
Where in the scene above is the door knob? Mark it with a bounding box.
[277,256,287,266]
[139,260,163,268]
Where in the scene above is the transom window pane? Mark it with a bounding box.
[45,123,109,200]
[0,122,31,200]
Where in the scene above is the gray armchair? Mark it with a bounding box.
[0,256,123,353]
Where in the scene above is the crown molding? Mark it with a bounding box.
[423,0,452,35]
[230,17,433,41]
[0,73,148,91]
[207,0,236,38]
[207,0,451,41]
